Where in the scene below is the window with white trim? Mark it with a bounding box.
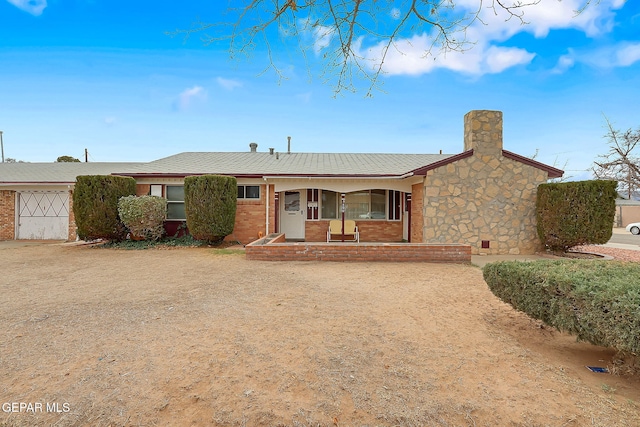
[320,189,394,220]
[238,185,260,200]
[388,190,401,221]
[150,184,162,197]
[166,185,185,220]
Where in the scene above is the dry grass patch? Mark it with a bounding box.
[0,244,639,426]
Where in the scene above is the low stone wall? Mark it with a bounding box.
[246,236,470,263]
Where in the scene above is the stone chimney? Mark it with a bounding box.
[463,110,503,155]
[249,142,258,153]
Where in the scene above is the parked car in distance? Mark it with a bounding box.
[626,222,640,235]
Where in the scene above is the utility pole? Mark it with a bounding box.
[0,131,4,163]
[84,148,88,163]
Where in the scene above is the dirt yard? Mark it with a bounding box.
[1,244,639,427]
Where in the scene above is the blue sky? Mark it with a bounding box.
[1,0,638,180]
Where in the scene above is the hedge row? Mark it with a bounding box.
[73,175,136,240]
[483,260,640,356]
[536,180,617,251]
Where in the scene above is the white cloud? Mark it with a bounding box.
[296,17,335,55]
[552,54,576,74]
[355,0,624,76]
[173,86,207,111]
[456,0,622,39]
[485,46,536,73]
[358,33,534,76]
[559,42,640,70]
[312,24,334,54]
[104,116,117,126]
[616,43,640,67]
[216,77,243,91]
[6,0,47,16]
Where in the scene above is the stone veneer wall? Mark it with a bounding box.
[422,110,548,255]
[0,190,16,240]
[422,156,547,254]
[410,183,423,243]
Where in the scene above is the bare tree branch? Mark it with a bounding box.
[167,0,597,94]
[592,115,640,199]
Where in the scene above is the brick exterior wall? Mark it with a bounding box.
[422,110,548,255]
[411,183,423,243]
[226,184,275,244]
[0,190,16,240]
[246,240,471,263]
[68,190,76,241]
[304,220,404,242]
[136,184,151,196]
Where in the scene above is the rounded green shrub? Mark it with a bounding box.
[73,175,136,240]
[118,195,167,241]
[184,175,237,243]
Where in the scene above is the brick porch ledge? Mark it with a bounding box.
[245,234,471,263]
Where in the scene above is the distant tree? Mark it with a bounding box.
[56,155,81,163]
[173,1,594,95]
[4,158,25,163]
[592,117,640,200]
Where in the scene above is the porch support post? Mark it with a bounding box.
[341,193,346,242]
[274,192,279,234]
[406,193,412,243]
[265,183,270,236]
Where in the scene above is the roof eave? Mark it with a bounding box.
[0,181,76,186]
[410,150,475,176]
[118,172,416,179]
[502,150,564,179]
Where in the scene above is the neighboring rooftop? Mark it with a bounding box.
[0,162,144,185]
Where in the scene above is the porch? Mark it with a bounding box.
[245,233,471,263]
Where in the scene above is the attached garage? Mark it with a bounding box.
[17,191,70,240]
[0,161,143,241]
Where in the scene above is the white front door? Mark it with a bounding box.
[280,190,306,240]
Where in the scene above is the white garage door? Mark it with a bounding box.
[17,191,69,240]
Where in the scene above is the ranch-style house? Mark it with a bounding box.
[0,110,562,255]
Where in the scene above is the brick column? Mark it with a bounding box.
[0,190,16,240]
[68,189,77,241]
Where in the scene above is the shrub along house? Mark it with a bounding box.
[0,110,562,254]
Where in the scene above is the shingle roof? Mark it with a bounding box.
[114,152,455,177]
[0,162,144,184]
[0,149,565,183]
